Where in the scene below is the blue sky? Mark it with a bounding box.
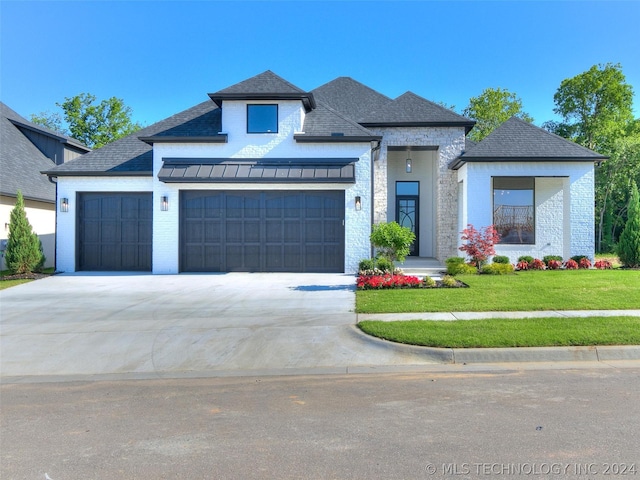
[1,1,638,130]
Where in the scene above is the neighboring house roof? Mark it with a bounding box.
[450,117,608,170]
[45,100,220,176]
[209,70,316,112]
[1,102,86,202]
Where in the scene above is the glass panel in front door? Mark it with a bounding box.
[397,197,418,256]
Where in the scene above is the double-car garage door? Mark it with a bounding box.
[180,190,345,272]
[77,190,345,273]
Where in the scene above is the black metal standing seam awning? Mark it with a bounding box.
[158,158,358,183]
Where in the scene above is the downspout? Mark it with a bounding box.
[47,175,58,272]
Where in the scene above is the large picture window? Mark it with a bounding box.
[247,104,278,133]
[493,177,534,244]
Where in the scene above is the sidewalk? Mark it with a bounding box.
[355,309,640,364]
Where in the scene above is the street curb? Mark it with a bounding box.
[350,323,640,364]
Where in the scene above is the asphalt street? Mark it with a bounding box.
[2,365,639,479]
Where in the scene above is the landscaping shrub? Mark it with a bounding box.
[459,224,500,268]
[515,260,529,271]
[547,259,562,270]
[375,256,394,274]
[543,255,563,265]
[481,263,514,275]
[492,255,510,264]
[564,259,579,270]
[4,191,45,274]
[445,257,477,275]
[370,222,415,263]
[358,258,375,274]
[594,259,613,269]
[579,258,592,269]
[423,276,436,287]
[617,182,640,268]
[530,258,546,270]
[517,255,534,264]
[441,275,458,287]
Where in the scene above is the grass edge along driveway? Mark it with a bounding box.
[356,270,640,313]
[358,316,640,348]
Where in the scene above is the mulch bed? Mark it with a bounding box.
[0,272,53,281]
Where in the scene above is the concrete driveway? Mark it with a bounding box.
[1,273,437,380]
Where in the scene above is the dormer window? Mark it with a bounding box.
[247,104,278,133]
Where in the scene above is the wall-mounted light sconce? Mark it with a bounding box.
[355,196,362,211]
[60,198,69,213]
[161,195,169,211]
[406,148,413,174]
[4,222,9,230]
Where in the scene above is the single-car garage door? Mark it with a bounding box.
[181,190,344,272]
[77,192,152,271]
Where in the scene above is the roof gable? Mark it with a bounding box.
[312,77,392,123]
[360,91,475,132]
[450,117,607,169]
[209,70,315,111]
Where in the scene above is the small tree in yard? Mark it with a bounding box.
[617,182,640,268]
[459,224,501,268]
[4,191,45,274]
[370,222,416,263]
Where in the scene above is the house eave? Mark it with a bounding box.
[138,135,228,145]
[360,121,475,134]
[208,93,316,112]
[449,156,609,171]
[294,134,382,143]
[9,119,91,152]
[42,170,153,178]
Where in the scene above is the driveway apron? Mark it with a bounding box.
[0,273,434,379]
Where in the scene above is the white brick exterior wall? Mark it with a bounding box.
[56,100,372,274]
[368,126,466,260]
[457,161,595,263]
[55,176,153,272]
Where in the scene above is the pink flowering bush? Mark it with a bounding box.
[579,258,592,269]
[515,260,530,271]
[594,259,612,270]
[357,274,422,290]
[547,259,562,270]
[459,224,501,268]
[564,259,579,270]
[530,258,546,270]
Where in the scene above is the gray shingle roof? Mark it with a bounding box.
[209,70,315,111]
[295,102,381,141]
[450,117,607,169]
[1,102,59,202]
[46,100,220,175]
[312,77,392,123]
[359,91,475,132]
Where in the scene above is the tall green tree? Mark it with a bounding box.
[544,63,637,252]
[617,182,640,268]
[31,93,141,148]
[4,191,45,274]
[545,63,634,152]
[463,87,534,142]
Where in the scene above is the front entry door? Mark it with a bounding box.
[396,181,419,256]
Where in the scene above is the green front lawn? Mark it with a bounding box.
[358,316,640,348]
[356,270,640,313]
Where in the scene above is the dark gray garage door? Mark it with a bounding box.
[181,190,344,272]
[77,192,152,271]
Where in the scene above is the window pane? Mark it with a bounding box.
[396,181,419,195]
[493,177,534,244]
[247,104,277,133]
